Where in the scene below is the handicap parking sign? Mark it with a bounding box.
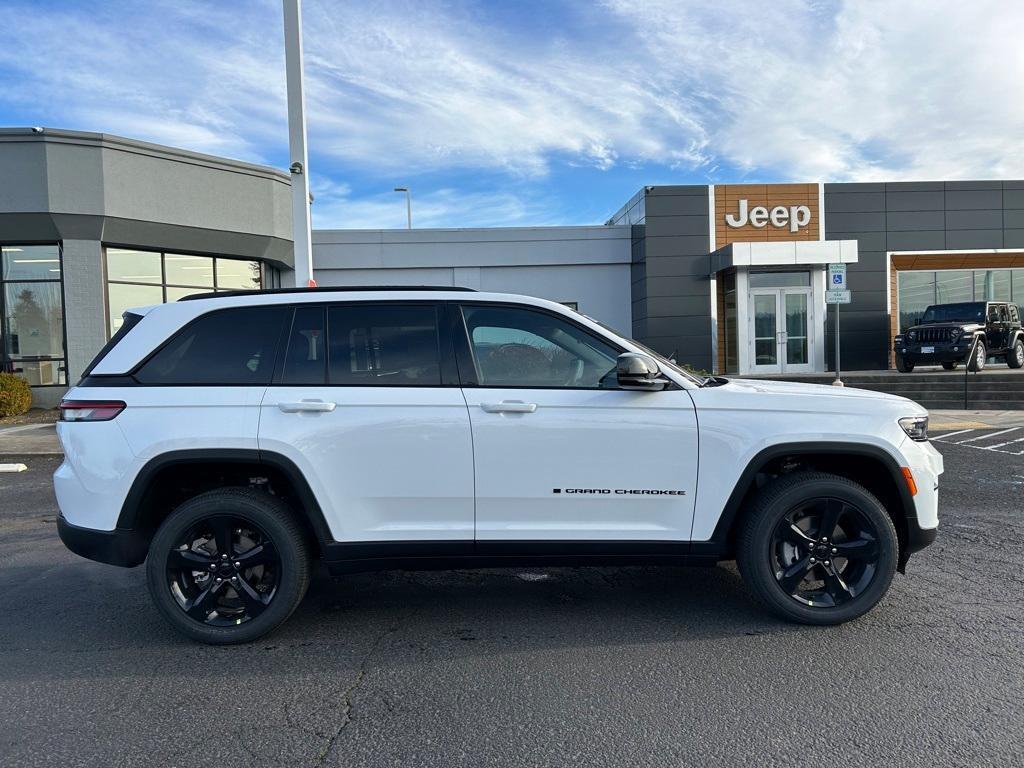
[828,263,847,290]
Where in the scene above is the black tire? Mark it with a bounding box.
[736,472,899,625]
[895,356,914,373]
[967,340,986,372]
[1007,338,1024,369]
[146,487,311,645]
[941,361,957,371]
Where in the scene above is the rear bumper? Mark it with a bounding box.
[56,514,147,568]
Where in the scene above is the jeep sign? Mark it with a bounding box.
[724,199,811,233]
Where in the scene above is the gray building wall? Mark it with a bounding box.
[612,186,712,370]
[311,226,633,333]
[823,180,1024,370]
[0,128,294,406]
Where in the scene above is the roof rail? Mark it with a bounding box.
[179,285,477,301]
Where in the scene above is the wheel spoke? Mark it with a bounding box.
[208,516,235,558]
[818,498,843,540]
[777,556,812,594]
[780,523,816,548]
[832,537,879,561]
[185,579,225,621]
[235,540,278,569]
[233,576,269,618]
[822,564,854,603]
[168,548,216,572]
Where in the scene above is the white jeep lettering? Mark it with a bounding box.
[725,198,812,233]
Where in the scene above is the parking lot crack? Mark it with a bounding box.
[314,626,395,766]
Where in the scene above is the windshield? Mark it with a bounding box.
[580,313,707,386]
[921,303,985,323]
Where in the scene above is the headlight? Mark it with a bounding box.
[899,416,929,441]
[908,330,918,341]
[950,328,962,340]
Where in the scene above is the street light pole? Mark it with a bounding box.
[283,0,315,287]
[394,187,412,229]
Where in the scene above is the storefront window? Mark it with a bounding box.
[1,244,67,386]
[105,248,262,334]
[899,267,1024,332]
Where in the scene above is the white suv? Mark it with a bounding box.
[55,288,942,644]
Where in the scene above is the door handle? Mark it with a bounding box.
[278,400,336,413]
[481,401,538,413]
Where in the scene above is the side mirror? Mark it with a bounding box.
[616,353,669,391]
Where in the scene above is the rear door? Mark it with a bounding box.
[455,302,698,542]
[259,302,475,545]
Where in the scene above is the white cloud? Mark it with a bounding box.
[310,184,563,230]
[1,0,1023,228]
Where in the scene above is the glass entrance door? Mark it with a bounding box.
[748,287,814,374]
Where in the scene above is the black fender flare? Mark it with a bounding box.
[115,448,335,551]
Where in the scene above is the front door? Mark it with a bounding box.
[749,287,814,374]
[456,303,698,542]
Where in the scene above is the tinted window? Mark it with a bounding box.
[921,303,985,323]
[327,304,441,386]
[461,305,619,388]
[136,306,285,385]
[281,306,326,385]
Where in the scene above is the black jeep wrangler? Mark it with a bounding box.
[894,301,1024,373]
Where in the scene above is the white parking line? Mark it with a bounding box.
[984,435,1024,450]
[0,423,54,435]
[956,427,1019,444]
[932,429,975,442]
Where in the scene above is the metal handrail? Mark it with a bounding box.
[964,334,982,409]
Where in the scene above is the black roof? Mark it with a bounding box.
[179,285,476,301]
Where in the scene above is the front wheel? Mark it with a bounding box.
[967,340,986,372]
[146,488,311,644]
[1007,339,1024,369]
[736,472,898,625]
[895,356,914,373]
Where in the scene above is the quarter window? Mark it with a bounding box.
[135,306,286,385]
[327,305,441,386]
[461,305,619,388]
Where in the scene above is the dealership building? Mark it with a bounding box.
[3,127,1024,405]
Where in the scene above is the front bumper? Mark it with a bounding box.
[894,340,969,365]
[56,514,148,568]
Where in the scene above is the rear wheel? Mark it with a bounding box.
[941,361,957,370]
[146,487,311,644]
[968,340,986,372]
[1007,339,1024,369]
[736,472,898,625]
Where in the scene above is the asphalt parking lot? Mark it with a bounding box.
[1,437,1022,768]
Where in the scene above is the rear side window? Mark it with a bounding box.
[136,306,286,385]
[81,312,143,379]
[281,306,326,385]
[327,304,441,386]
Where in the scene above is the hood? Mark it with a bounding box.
[905,321,982,332]
[722,377,908,403]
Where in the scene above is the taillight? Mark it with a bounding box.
[59,400,126,422]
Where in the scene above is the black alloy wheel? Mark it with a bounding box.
[146,488,311,644]
[736,472,899,625]
[165,515,280,626]
[770,497,880,607]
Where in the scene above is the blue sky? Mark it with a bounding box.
[1,0,1022,229]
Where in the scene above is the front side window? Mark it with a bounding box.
[461,305,619,388]
[136,306,286,385]
[327,304,441,386]
[1,244,67,386]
